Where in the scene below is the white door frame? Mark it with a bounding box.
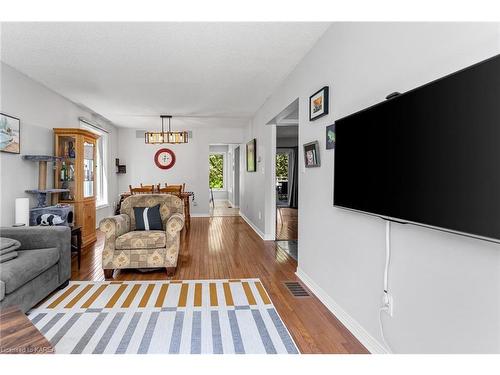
[266,99,299,240]
[270,124,277,240]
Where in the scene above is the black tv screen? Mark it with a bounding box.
[334,54,500,242]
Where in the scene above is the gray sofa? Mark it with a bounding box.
[0,226,71,313]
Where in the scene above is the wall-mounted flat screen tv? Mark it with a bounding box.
[334,54,500,242]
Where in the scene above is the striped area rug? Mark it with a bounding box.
[27,279,299,354]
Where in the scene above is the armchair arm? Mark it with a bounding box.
[164,213,184,268]
[0,226,71,284]
[99,214,130,239]
[166,213,185,237]
[99,214,130,268]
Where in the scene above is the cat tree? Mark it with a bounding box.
[23,155,69,207]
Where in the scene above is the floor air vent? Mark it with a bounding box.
[284,281,310,297]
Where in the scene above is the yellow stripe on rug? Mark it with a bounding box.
[155,284,169,307]
[48,284,80,308]
[81,284,107,308]
[138,284,155,307]
[242,281,256,305]
[65,284,93,308]
[105,284,127,308]
[210,283,218,306]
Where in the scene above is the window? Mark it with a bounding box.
[276,152,289,180]
[276,152,289,203]
[209,153,225,190]
[80,120,108,208]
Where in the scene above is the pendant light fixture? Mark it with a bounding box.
[145,115,189,144]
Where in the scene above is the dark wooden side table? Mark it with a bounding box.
[71,225,82,269]
[180,192,193,230]
[0,306,54,354]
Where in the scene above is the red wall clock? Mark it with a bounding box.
[154,148,176,169]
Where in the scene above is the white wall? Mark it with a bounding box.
[0,63,119,226]
[241,23,500,353]
[117,128,244,215]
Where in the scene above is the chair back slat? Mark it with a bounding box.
[157,186,182,195]
[156,183,186,194]
[129,185,154,194]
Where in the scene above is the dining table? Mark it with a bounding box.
[115,191,195,229]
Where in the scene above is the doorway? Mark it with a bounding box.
[208,144,240,217]
[268,99,299,260]
[276,127,298,240]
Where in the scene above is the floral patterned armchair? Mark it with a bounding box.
[99,194,184,278]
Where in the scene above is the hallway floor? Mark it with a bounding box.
[276,207,298,240]
[209,199,240,217]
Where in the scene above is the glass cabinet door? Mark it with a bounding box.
[83,141,95,198]
[57,135,77,201]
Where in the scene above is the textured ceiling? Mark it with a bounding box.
[1,22,330,128]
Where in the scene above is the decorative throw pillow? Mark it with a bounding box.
[134,204,163,230]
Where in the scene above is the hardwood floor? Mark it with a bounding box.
[276,207,298,240]
[72,216,368,354]
[208,199,240,217]
[0,306,54,354]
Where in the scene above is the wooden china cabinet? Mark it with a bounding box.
[53,128,99,247]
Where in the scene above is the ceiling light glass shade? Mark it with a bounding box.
[145,130,188,144]
[145,115,188,144]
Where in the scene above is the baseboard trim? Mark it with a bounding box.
[190,213,210,218]
[239,212,273,241]
[295,268,389,354]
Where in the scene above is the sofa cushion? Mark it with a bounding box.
[0,247,60,295]
[115,230,166,250]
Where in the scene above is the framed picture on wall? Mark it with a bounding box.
[309,86,329,121]
[246,138,257,172]
[326,123,336,150]
[303,141,321,168]
[0,113,20,154]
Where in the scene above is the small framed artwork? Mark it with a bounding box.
[309,86,329,121]
[303,141,321,168]
[0,113,20,154]
[246,138,257,172]
[326,123,336,150]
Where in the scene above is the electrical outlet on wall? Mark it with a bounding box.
[258,211,262,220]
[193,201,197,206]
[382,293,394,317]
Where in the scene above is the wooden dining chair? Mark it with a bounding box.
[157,185,182,195]
[129,185,154,194]
[140,183,155,190]
[158,183,185,192]
[170,183,185,192]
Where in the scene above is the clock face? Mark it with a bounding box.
[154,148,176,169]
